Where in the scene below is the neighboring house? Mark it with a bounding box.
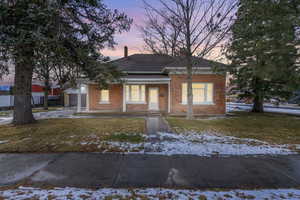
[0,79,61,108]
[80,47,226,115]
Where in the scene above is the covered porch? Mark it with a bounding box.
[77,75,171,114]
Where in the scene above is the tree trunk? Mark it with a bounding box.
[13,50,35,125]
[186,55,194,119]
[252,92,264,112]
[43,78,49,110]
[252,78,264,113]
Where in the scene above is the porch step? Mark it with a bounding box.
[147,112,162,117]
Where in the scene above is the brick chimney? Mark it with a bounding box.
[124,46,128,58]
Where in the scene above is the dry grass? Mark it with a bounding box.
[31,107,63,113]
[167,112,300,145]
[0,118,145,153]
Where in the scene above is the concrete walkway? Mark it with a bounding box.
[146,117,170,135]
[1,153,299,189]
[145,117,170,150]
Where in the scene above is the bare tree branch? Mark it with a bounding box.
[141,0,237,119]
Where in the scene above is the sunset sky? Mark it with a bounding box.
[102,0,152,60]
[102,0,224,62]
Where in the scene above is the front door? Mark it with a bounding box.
[148,87,159,111]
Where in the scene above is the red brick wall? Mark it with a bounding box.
[170,74,226,115]
[89,74,225,115]
[89,84,123,111]
[88,84,168,112]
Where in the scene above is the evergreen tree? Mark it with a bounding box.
[226,0,300,112]
[0,0,132,124]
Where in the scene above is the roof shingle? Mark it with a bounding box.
[112,54,225,72]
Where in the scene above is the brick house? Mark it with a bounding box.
[81,48,226,115]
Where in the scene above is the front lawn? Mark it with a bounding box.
[0,118,145,153]
[167,112,300,145]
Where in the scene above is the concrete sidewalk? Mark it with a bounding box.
[1,153,299,189]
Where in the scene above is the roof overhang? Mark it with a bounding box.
[123,71,163,74]
[121,77,170,84]
[164,67,212,70]
[163,67,215,74]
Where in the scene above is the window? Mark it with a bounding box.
[182,83,213,104]
[126,85,145,103]
[100,89,109,103]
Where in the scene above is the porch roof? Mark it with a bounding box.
[122,74,170,84]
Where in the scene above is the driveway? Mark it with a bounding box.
[0,153,300,189]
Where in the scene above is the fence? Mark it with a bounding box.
[0,94,45,108]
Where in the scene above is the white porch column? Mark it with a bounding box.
[77,83,82,113]
[123,83,126,112]
[86,84,90,112]
[168,81,171,113]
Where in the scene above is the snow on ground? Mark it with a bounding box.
[0,110,76,125]
[105,141,144,152]
[76,133,146,152]
[0,117,13,125]
[227,103,300,115]
[103,132,297,156]
[32,110,76,119]
[144,132,296,156]
[1,186,299,200]
[0,140,9,144]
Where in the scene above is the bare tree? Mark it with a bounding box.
[33,54,56,110]
[52,63,79,106]
[142,0,237,119]
[140,8,183,56]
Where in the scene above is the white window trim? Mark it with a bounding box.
[181,82,214,105]
[99,89,110,104]
[126,85,146,104]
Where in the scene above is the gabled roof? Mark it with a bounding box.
[112,54,225,73]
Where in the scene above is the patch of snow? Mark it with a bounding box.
[0,110,77,125]
[77,131,297,156]
[1,187,300,200]
[0,117,13,125]
[144,132,296,156]
[104,141,145,152]
[0,140,9,145]
[227,103,300,115]
[34,110,75,119]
